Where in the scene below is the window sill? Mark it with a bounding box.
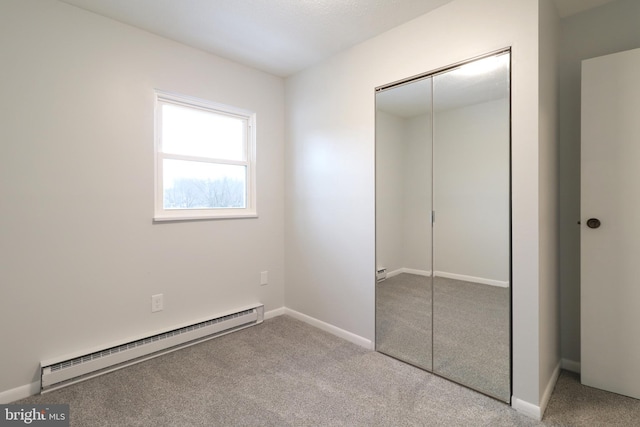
[153,212,258,222]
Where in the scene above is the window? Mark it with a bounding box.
[154,90,256,221]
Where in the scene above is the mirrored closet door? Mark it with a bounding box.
[375,77,433,371]
[375,50,511,402]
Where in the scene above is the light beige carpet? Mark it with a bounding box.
[16,315,640,426]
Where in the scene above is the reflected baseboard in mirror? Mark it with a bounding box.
[376,273,432,371]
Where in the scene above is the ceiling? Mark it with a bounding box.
[59,0,619,77]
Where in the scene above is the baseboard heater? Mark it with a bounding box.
[40,303,264,393]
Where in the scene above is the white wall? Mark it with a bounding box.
[0,0,285,400]
[538,0,561,411]
[375,111,405,273]
[558,0,640,368]
[377,99,510,285]
[434,99,510,283]
[402,115,432,273]
[286,0,548,409]
[376,112,431,276]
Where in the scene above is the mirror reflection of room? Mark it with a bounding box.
[375,51,511,402]
[376,77,433,371]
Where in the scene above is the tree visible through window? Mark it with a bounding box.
[154,91,256,220]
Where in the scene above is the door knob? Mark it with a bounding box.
[586,218,601,229]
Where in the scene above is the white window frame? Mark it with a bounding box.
[154,90,257,221]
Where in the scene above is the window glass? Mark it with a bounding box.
[162,159,246,209]
[161,103,246,161]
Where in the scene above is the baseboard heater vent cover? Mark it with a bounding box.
[40,303,264,393]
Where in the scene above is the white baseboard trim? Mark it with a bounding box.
[386,268,509,288]
[540,361,561,418]
[387,268,431,278]
[512,361,561,421]
[400,268,432,277]
[387,268,403,278]
[512,397,542,420]
[283,308,374,350]
[561,358,581,373]
[0,381,40,404]
[434,271,509,288]
[264,307,286,320]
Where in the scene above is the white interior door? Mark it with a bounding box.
[581,47,640,399]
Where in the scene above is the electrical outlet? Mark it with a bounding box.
[260,271,268,286]
[151,294,163,312]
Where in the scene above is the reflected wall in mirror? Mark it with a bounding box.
[375,51,511,402]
